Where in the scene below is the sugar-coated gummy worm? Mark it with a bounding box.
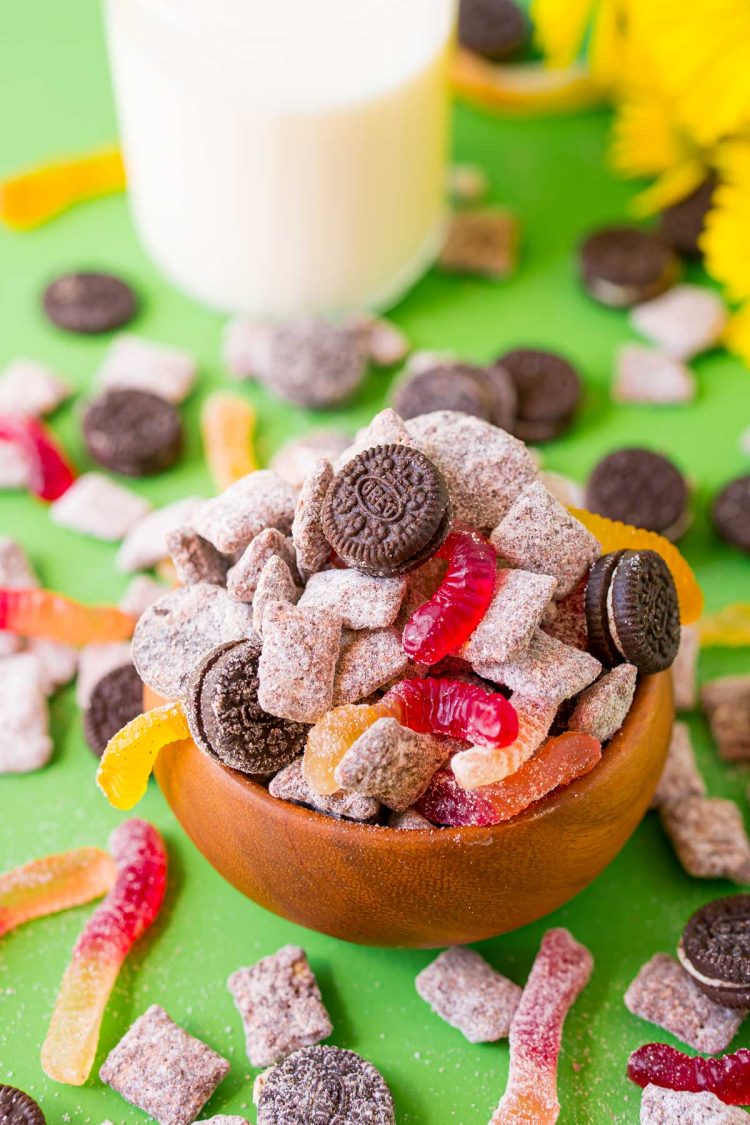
[0,414,75,501]
[628,1043,750,1105]
[0,587,136,645]
[451,698,558,789]
[303,701,399,796]
[0,848,116,938]
[0,146,125,230]
[41,819,167,1086]
[488,928,593,1124]
[97,702,190,810]
[384,678,519,749]
[201,391,258,492]
[402,528,497,665]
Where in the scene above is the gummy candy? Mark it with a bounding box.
[0,848,116,938]
[489,928,593,1124]
[402,529,497,665]
[0,146,125,230]
[0,415,75,501]
[41,819,166,1086]
[417,733,602,826]
[451,697,558,789]
[303,701,398,797]
[698,603,750,648]
[97,702,190,810]
[0,587,136,645]
[201,391,258,492]
[569,507,703,625]
[628,1043,750,1105]
[384,678,519,749]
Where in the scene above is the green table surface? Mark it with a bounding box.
[1,3,749,1123]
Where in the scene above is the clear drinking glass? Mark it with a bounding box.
[105,0,456,315]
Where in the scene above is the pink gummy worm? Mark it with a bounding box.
[488,928,593,1124]
[402,528,497,665]
[385,677,519,749]
[628,1044,750,1105]
[0,414,75,501]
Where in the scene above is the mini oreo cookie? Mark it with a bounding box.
[678,895,750,1009]
[579,226,679,308]
[0,1085,46,1125]
[84,664,144,757]
[586,448,690,540]
[659,176,717,257]
[321,443,451,577]
[42,271,137,334]
[496,348,581,441]
[392,364,491,422]
[584,550,625,667]
[257,1046,395,1125]
[713,475,750,554]
[458,0,528,60]
[187,639,308,775]
[83,389,182,476]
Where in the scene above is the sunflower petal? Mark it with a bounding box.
[532,0,595,69]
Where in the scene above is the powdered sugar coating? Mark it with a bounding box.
[630,285,728,360]
[227,529,298,603]
[568,664,637,743]
[640,1083,748,1123]
[299,569,407,631]
[472,628,601,705]
[673,624,699,711]
[334,408,414,472]
[166,527,228,587]
[542,575,589,651]
[625,954,746,1054]
[96,334,197,404]
[228,945,332,1067]
[116,498,201,572]
[614,344,696,405]
[0,358,69,416]
[0,652,51,773]
[257,1046,395,1125]
[459,569,557,665]
[539,470,585,509]
[222,316,273,380]
[0,438,30,489]
[51,473,152,542]
[268,759,379,822]
[389,807,433,830]
[701,676,750,763]
[335,717,451,812]
[352,314,410,366]
[291,458,333,581]
[651,722,706,810]
[660,797,750,884]
[252,557,300,636]
[119,575,168,618]
[416,946,521,1043]
[332,628,410,706]
[258,601,341,723]
[270,429,351,489]
[26,639,78,695]
[193,471,297,554]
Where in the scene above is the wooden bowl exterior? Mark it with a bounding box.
[153,672,672,947]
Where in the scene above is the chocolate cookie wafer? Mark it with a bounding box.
[83,389,182,476]
[579,226,679,307]
[42,271,137,334]
[496,347,581,441]
[678,895,750,1009]
[586,448,690,540]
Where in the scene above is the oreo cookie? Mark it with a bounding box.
[496,348,581,441]
[458,0,528,60]
[579,226,679,307]
[0,1085,46,1125]
[321,443,451,577]
[713,475,750,554]
[585,448,690,540]
[42,271,137,334]
[585,549,680,674]
[257,1045,396,1125]
[678,895,750,1008]
[659,175,717,257]
[186,639,308,775]
[392,364,491,421]
[83,389,182,476]
[83,664,144,758]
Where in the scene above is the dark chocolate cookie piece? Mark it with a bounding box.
[659,175,717,257]
[678,894,750,1009]
[579,226,679,307]
[584,550,625,667]
[496,347,581,441]
[586,448,689,539]
[609,549,681,674]
[83,389,182,476]
[392,364,492,422]
[458,0,528,60]
[42,271,137,334]
[321,443,451,577]
[257,1046,396,1125]
[713,475,750,553]
[187,640,307,775]
[84,663,144,758]
[0,1086,46,1125]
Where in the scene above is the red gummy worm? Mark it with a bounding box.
[0,414,75,501]
[402,528,497,665]
[628,1043,750,1105]
[384,677,518,748]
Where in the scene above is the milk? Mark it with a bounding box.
[105,0,455,315]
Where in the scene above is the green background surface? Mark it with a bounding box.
[1,3,749,1122]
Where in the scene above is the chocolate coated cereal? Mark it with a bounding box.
[416,946,522,1042]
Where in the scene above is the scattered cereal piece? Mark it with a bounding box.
[439,208,519,279]
[96,333,197,404]
[27,639,78,694]
[99,1005,229,1125]
[334,408,414,471]
[228,945,332,1067]
[701,677,750,763]
[258,601,341,723]
[459,570,557,665]
[252,556,300,636]
[291,459,333,581]
[491,481,600,598]
[631,285,728,360]
[351,313,410,366]
[472,628,601,705]
[660,797,750,884]
[227,529,298,604]
[256,1046,395,1125]
[239,318,365,408]
[166,527,229,587]
[332,628,410,705]
[613,344,696,405]
[447,162,489,204]
[299,569,407,631]
[116,497,202,573]
[0,358,69,416]
[0,439,30,490]
[651,722,706,810]
[639,1083,748,1123]
[335,717,451,811]
[416,946,522,1043]
[193,471,297,554]
[119,575,168,618]
[222,316,273,380]
[539,470,585,509]
[568,664,637,743]
[406,410,536,529]
[268,758,379,822]
[270,429,352,489]
[625,953,746,1054]
[0,653,51,773]
[198,1118,250,1124]
[389,807,432,830]
[51,473,151,541]
[76,641,133,708]
[673,624,699,711]
[542,576,588,651]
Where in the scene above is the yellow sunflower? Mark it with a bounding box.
[702,141,750,365]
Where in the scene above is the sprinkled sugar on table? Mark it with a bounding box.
[1,3,749,1123]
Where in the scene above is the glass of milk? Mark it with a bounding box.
[105,0,456,316]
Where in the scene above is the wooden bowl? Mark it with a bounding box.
[154,672,672,947]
